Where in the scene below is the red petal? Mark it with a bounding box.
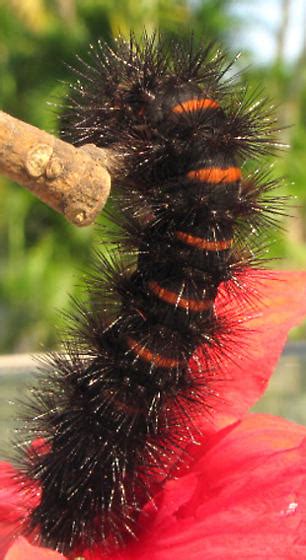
[4,537,65,560]
[191,270,306,432]
[0,461,39,558]
[97,414,305,560]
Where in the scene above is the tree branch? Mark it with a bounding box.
[0,110,113,226]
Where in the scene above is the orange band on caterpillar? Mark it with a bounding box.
[172,98,220,113]
[187,167,241,183]
[176,231,233,251]
[148,280,212,312]
[127,336,181,368]
[104,390,142,415]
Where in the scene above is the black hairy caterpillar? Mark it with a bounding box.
[15,32,285,555]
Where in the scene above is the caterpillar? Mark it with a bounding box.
[15,32,284,555]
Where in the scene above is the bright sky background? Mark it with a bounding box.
[233,0,305,63]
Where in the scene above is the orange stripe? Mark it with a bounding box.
[127,337,180,368]
[176,231,233,251]
[148,280,212,312]
[105,390,142,415]
[187,167,241,183]
[172,98,220,113]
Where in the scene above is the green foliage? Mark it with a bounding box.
[0,0,305,352]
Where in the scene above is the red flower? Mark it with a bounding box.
[2,271,306,560]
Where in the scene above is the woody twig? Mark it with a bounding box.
[0,110,112,226]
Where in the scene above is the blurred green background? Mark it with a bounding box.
[0,0,306,353]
